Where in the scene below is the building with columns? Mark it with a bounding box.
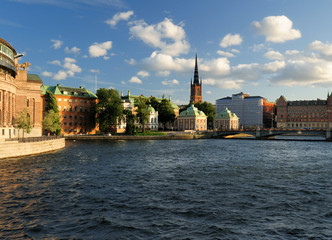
[178,104,207,131]
[190,54,202,104]
[0,37,42,139]
[214,108,239,130]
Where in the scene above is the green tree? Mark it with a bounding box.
[195,101,216,129]
[45,90,61,135]
[46,90,59,113]
[124,109,136,135]
[42,110,61,135]
[148,96,160,111]
[16,108,32,138]
[158,98,175,130]
[96,88,124,133]
[134,96,149,132]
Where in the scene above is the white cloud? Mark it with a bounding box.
[261,61,286,73]
[126,58,136,65]
[89,41,112,58]
[129,76,142,84]
[308,40,332,59]
[285,50,300,55]
[48,60,61,66]
[65,46,80,54]
[103,56,110,60]
[41,71,53,77]
[203,78,244,89]
[63,57,82,74]
[162,79,179,86]
[51,39,63,49]
[137,71,149,78]
[217,50,235,58]
[156,71,170,77]
[264,50,284,60]
[129,18,189,56]
[231,49,240,54]
[219,33,243,48]
[53,70,67,80]
[121,81,126,84]
[252,15,301,43]
[206,90,212,94]
[90,69,100,73]
[106,11,134,27]
[251,43,265,52]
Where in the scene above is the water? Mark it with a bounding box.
[1,139,332,239]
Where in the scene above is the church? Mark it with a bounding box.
[190,54,202,104]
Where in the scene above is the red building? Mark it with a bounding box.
[276,95,332,129]
[190,54,202,104]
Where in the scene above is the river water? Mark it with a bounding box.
[1,139,332,239]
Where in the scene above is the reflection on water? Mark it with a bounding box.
[1,139,332,239]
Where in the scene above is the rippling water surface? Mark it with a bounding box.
[1,139,332,239]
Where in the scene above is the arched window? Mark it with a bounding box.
[197,88,200,95]
[27,99,29,107]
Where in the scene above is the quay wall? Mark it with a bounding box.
[0,138,65,159]
[65,133,214,141]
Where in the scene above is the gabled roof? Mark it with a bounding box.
[215,107,238,120]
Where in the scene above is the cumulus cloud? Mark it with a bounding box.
[105,11,134,27]
[129,18,189,56]
[219,33,243,48]
[217,50,235,58]
[129,76,142,84]
[89,41,112,58]
[307,40,332,60]
[41,71,52,77]
[45,57,82,81]
[137,71,149,78]
[90,69,100,73]
[252,15,301,43]
[264,50,284,60]
[51,39,63,49]
[206,90,212,94]
[65,46,80,54]
[161,79,179,86]
[203,78,244,89]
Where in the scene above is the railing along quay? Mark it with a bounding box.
[5,135,64,143]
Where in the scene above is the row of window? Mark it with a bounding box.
[62,115,85,120]
[44,105,89,112]
[63,122,88,126]
[287,123,328,128]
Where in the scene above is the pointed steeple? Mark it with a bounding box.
[193,53,199,84]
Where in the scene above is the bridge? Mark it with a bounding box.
[214,128,332,140]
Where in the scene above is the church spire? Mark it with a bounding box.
[193,53,199,84]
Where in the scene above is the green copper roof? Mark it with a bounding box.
[215,107,238,120]
[41,84,97,98]
[28,74,43,83]
[146,104,156,113]
[179,104,207,117]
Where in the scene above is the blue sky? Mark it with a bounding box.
[2,0,332,105]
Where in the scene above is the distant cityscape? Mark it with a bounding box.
[1,37,332,140]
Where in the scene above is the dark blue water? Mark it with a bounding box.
[1,139,332,239]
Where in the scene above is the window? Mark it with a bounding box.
[69,115,72,119]
[27,99,29,107]
[64,115,67,119]
[45,106,48,111]
[197,88,200,95]
[69,106,72,111]
[69,99,72,102]
[75,106,78,112]
[75,99,78,103]
[64,99,67,102]
[64,106,67,111]
[58,98,62,101]
[58,106,61,111]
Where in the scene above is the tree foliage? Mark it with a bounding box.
[16,108,32,137]
[46,90,59,113]
[124,109,136,135]
[42,109,61,135]
[134,96,149,132]
[96,88,124,133]
[195,101,216,129]
[157,99,175,129]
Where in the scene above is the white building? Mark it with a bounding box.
[216,92,263,128]
[145,105,158,130]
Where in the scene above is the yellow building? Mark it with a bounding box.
[214,107,239,130]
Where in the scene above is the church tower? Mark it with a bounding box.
[190,54,202,103]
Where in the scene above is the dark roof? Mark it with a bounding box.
[288,100,327,106]
[27,74,43,83]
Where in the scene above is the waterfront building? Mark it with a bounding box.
[276,95,332,129]
[190,54,202,104]
[0,37,43,139]
[145,105,158,130]
[41,84,98,135]
[214,108,239,130]
[178,104,207,131]
[215,92,275,128]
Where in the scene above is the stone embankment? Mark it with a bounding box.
[0,137,65,159]
[65,132,214,141]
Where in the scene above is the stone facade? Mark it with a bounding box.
[41,84,98,135]
[214,108,239,130]
[178,104,207,131]
[0,37,42,139]
[276,95,332,129]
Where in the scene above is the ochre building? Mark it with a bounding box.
[41,84,98,135]
[276,95,332,129]
[0,37,42,139]
[214,107,239,130]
